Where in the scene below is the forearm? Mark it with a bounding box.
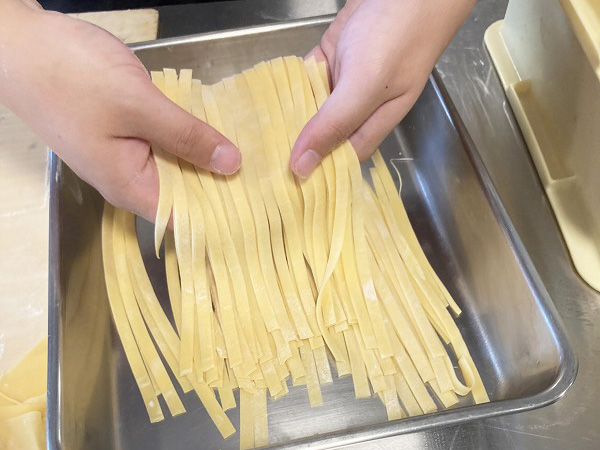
[0,1,34,98]
[0,0,51,119]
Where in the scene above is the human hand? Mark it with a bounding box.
[0,2,240,221]
[291,0,475,177]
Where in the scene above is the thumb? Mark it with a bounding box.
[135,83,241,175]
[291,76,380,178]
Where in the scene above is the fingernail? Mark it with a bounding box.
[210,143,241,175]
[293,149,322,178]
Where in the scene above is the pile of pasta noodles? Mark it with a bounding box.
[101,56,489,449]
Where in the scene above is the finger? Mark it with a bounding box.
[291,76,382,178]
[98,138,160,223]
[305,46,327,63]
[307,0,362,85]
[133,83,241,175]
[305,46,333,91]
[349,91,420,162]
[318,0,363,56]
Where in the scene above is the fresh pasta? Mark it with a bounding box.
[101,56,489,450]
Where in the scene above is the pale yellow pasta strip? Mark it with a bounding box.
[275,56,332,326]
[225,75,298,346]
[333,256,357,325]
[123,216,193,393]
[443,355,470,396]
[200,83,258,361]
[170,172,194,375]
[253,389,269,448]
[219,172,262,363]
[252,63,320,337]
[144,346,161,396]
[352,325,386,393]
[149,71,173,258]
[181,168,216,374]
[191,79,206,120]
[209,360,225,388]
[260,173,313,340]
[260,360,283,397]
[164,232,181,332]
[244,65,319,336]
[101,204,163,423]
[217,369,237,411]
[329,330,351,377]
[342,144,394,357]
[382,378,404,421]
[366,185,451,343]
[340,208,381,353]
[113,209,186,417]
[162,69,196,376]
[343,329,370,398]
[459,356,490,403]
[286,342,307,384]
[368,189,450,345]
[371,150,461,315]
[282,56,318,271]
[369,171,451,340]
[268,58,306,254]
[332,288,348,328]
[240,389,255,450]
[297,61,332,306]
[393,372,423,416]
[193,182,242,367]
[213,81,281,335]
[299,343,323,407]
[231,301,259,379]
[429,378,459,409]
[252,299,274,366]
[304,105,393,357]
[180,78,217,381]
[336,359,351,378]
[316,59,341,249]
[190,379,236,438]
[272,381,290,401]
[362,186,445,362]
[385,320,437,414]
[412,279,451,344]
[368,246,435,382]
[405,275,488,401]
[304,58,350,293]
[312,345,333,384]
[380,356,396,376]
[273,356,289,381]
[432,358,454,395]
[182,82,221,375]
[133,269,193,396]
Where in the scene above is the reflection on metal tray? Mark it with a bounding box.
[47,16,576,450]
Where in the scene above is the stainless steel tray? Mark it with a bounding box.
[47,17,577,450]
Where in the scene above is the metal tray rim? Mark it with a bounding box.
[46,17,578,450]
[128,14,336,51]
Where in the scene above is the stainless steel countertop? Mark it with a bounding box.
[157,1,600,448]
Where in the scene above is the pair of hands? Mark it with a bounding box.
[0,0,474,222]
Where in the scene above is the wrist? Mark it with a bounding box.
[0,0,47,108]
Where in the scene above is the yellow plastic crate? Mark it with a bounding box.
[485,0,600,291]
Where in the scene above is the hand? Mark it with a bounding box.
[0,3,240,221]
[291,0,475,177]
